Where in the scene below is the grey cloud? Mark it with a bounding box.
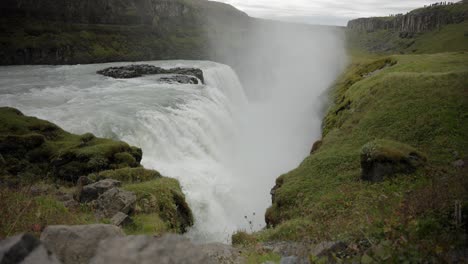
[215,0,443,25]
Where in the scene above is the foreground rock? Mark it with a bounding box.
[110,212,133,227]
[0,234,61,264]
[360,139,426,182]
[40,224,124,264]
[97,65,205,84]
[77,179,121,203]
[90,235,244,264]
[95,188,136,218]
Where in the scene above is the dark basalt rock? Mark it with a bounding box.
[77,179,122,203]
[0,233,61,264]
[40,225,124,264]
[159,75,200,84]
[97,65,204,84]
[360,139,426,182]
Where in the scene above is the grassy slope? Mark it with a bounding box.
[253,48,468,260]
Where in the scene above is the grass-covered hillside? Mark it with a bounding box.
[0,107,193,238]
[261,53,467,258]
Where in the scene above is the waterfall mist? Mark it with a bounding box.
[207,20,348,235]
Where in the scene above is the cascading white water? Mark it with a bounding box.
[0,61,252,242]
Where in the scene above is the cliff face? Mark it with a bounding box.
[348,1,468,33]
[0,0,249,65]
[0,0,246,24]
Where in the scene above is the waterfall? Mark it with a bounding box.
[0,61,253,242]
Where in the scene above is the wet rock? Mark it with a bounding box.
[110,212,133,227]
[40,224,124,264]
[97,65,204,84]
[361,139,426,182]
[0,233,61,264]
[159,75,200,84]
[89,235,215,264]
[95,188,136,218]
[78,179,121,203]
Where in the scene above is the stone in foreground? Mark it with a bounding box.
[40,224,124,264]
[90,235,216,264]
[78,179,121,203]
[95,188,136,218]
[110,212,133,227]
[361,139,426,182]
[0,233,61,264]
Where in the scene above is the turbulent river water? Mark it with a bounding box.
[0,58,343,243]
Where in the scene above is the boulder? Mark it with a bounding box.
[40,224,124,264]
[361,139,426,182]
[0,233,61,264]
[77,179,121,203]
[89,235,215,264]
[95,188,136,218]
[110,212,133,227]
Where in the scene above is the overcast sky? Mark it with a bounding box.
[215,0,447,26]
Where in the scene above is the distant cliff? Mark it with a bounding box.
[348,1,468,33]
[0,0,249,65]
[346,1,468,54]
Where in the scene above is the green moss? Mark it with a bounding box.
[361,139,426,163]
[123,213,168,235]
[124,178,194,233]
[245,252,281,264]
[0,107,143,182]
[88,167,161,183]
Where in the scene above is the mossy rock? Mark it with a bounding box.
[124,178,194,233]
[88,167,162,183]
[0,107,143,182]
[361,139,427,182]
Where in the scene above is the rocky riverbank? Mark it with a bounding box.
[0,107,193,238]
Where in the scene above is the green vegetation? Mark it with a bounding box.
[88,167,161,183]
[361,139,425,163]
[124,178,194,233]
[0,107,193,237]
[0,186,97,238]
[256,52,468,261]
[0,107,141,183]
